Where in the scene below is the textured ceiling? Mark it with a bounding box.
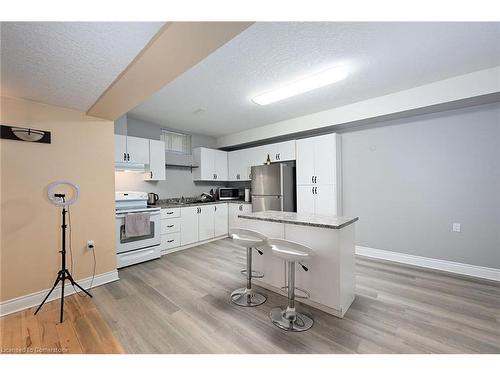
[1,22,163,111]
[130,22,500,137]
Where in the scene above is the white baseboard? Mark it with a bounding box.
[0,270,120,317]
[355,246,500,282]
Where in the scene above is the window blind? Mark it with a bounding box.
[160,129,191,154]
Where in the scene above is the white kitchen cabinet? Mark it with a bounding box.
[180,206,199,246]
[296,137,316,185]
[145,139,166,181]
[297,133,338,186]
[214,150,228,181]
[315,185,337,216]
[161,217,181,234]
[297,186,316,214]
[114,135,127,163]
[161,232,181,250]
[228,149,250,181]
[227,140,297,181]
[126,136,150,164]
[214,203,228,237]
[193,147,228,181]
[198,205,215,242]
[228,203,252,231]
[114,134,149,165]
[299,185,338,216]
[296,133,341,216]
[314,135,337,185]
[268,140,296,162]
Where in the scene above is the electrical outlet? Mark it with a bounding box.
[452,223,461,232]
[87,240,95,250]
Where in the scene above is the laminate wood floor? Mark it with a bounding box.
[93,238,500,354]
[0,294,124,354]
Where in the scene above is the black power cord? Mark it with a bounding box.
[67,204,96,297]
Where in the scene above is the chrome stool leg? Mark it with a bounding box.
[270,261,313,332]
[231,247,267,307]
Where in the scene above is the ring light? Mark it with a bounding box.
[47,180,80,207]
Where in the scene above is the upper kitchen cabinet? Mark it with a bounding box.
[296,133,338,186]
[296,133,342,216]
[192,147,228,181]
[114,134,127,163]
[228,149,247,181]
[266,140,296,163]
[144,139,166,181]
[114,134,149,164]
[126,136,150,164]
[227,140,296,181]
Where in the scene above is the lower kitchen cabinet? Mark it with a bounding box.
[214,203,228,237]
[228,203,252,231]
[180,206,199,246]
[198,205,215,242]
[178,204,229,248]
[161,232,181,250]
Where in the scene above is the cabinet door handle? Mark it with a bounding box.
[315,187,318,194]
[128,153,131,161]
[239,205,242,211]
[311,176,314,183]
[167,224,174,228]
[214,205,217,211]
[166,211,174,215]
[150,171,153,179]
[123,152,127,161]
[312,187,315,195]
[167,240,174,243]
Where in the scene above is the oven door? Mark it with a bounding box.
[115,209,161,254]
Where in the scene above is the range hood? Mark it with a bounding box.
[115,162,146,173]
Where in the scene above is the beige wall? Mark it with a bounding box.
[0,96,116,302]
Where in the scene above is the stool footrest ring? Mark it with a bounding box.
[241,270,264,278]
[280,286,310,299]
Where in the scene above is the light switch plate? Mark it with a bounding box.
[452,223,461,232]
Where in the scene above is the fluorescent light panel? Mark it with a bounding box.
[252,66,348,106]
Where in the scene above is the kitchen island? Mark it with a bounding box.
[238,210,359,318]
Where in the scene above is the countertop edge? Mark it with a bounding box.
[238,214,359,229]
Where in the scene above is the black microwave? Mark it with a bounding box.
[218,188,240,200]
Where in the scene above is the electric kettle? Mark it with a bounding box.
[147,192,159,205]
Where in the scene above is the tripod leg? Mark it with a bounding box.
[60,273,65,323]
[66,271,93,298]
[34,272,62,315]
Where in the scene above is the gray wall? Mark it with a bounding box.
[114,115,226,198]
[341,103,500,268]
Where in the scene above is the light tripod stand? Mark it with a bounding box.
[34,183,92,323]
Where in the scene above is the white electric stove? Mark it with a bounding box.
[115,191,161,268]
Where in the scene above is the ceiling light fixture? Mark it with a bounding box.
[252,66,349,106]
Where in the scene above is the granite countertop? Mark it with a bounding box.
[238,210,359,229]
[153,199,251,209]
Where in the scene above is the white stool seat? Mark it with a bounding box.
[230,228,267,249]
[267,238,314,262]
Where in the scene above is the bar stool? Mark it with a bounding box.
[267,238,314,332]
[229,228,267,307]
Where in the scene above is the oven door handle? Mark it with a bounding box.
[115,211,161,219]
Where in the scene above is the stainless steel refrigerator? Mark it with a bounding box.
[251,163,296,212]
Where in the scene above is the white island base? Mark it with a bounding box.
[239,211,358,318]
